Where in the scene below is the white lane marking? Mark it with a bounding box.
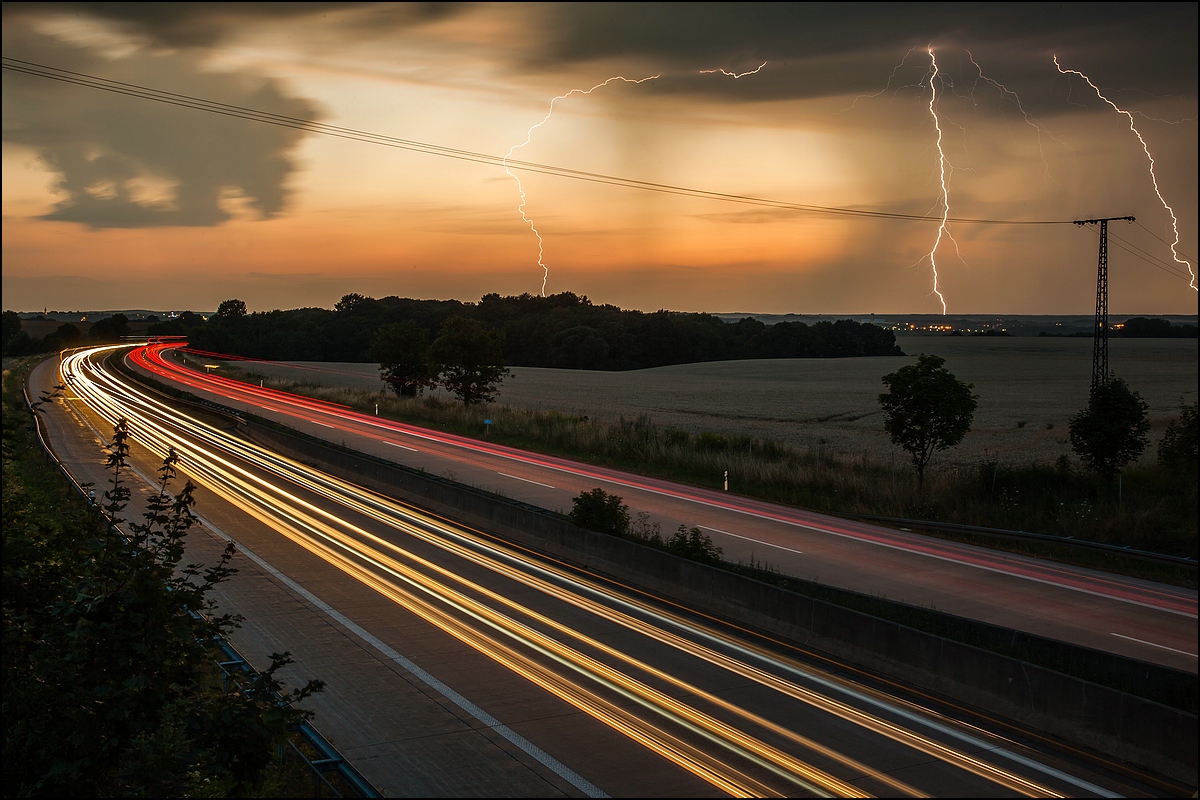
[312,421,335,428]
[498,472,555,489]
[163,371,1198,620]
[106,459,608,799]
[1111,632,1197,658]
[386,441,418,452]
[698,525,803,555]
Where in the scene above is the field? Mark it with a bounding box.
[232,334,1197,469]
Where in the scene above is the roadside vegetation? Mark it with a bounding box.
[2,358,325,797]
[190,350,1197,581]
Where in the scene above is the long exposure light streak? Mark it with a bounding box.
[133,343,1196,619]
[1054,56,1198,292]
[53,344,1125,797]
[504,74,660,297]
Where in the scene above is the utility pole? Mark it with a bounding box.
[1073,216,1134,390]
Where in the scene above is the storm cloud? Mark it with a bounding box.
[2,27,322,228]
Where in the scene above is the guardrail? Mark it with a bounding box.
[836,512,1198,569]
[111,350,1198,572]
[20,369,380,799]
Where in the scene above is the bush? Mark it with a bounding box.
[666,525,723,565]
[568,488,630,536]
[1158,401,1197,474]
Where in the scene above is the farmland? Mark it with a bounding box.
[230,334,1197,469]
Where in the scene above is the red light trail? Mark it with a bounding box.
[130,343,1197,619]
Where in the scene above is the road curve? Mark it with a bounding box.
[125,343,1198,672]
[38,343,1163,797]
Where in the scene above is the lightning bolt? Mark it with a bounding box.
[505,64,768,296]
[504,74,659,296]
[1054,56,1198,292]
[965,50,1071,181]
[699,62,768,78]
[924,47,953,314]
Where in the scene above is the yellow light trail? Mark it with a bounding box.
[58,345,1106,798]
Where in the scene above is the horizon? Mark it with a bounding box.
[3,4,1197,315]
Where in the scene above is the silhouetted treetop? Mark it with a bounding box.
[185,293,903,369]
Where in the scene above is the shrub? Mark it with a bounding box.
[568,488,630,536]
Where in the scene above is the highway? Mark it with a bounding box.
[125,342,1198,672]
[33,343,1166,797]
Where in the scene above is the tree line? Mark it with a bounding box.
[147,292,903,369]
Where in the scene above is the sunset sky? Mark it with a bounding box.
[3,3,1197,315]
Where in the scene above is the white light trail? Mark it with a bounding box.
[504,75,659,297]
[1054,56,1198,291]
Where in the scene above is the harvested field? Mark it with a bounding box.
[227,334,1197,468]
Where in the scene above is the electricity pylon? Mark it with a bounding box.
[1074,216,1135,390]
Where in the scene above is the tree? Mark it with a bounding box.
[879,354,978,492]
[568,488,630,536]
[2,310,21,352]
[214,298,247,319]
[3,416,323,796]
[1158,400,1198,474]
[371,321,435,398]
[335,292,375,313]
[428,316,510,406]
[1068,378,1150,478]
[666,525,723,565]
[88,313,130,342]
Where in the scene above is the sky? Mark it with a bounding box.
[2,2,1197,315]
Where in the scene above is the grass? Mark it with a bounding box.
[181,351,1197,585]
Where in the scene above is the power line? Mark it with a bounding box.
[1086,227,1194,281]
[2,56,1086,226]
[1133,220,1196,265]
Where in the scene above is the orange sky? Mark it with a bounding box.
[2,3,1196,314]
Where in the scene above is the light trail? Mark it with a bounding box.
[55,344,1124,797]
[130,343,1198,619]
[504,74,660,296]
[1054,56,1198,292]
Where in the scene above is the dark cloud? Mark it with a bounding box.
[2,27,322,228]
[0,2,467,48]
[534,3,1198,104]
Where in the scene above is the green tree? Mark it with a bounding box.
[428,316,510,406]
[879,354,978,492]
[1158,400,1198,473]
[371,321,435,398]
[2,310,21,352]
[214,298,247,319]
[3,412,323,796]
[88,313,130,342]
[568,488,630,536]
[666,525,723,565]
[1068,378,1150,478]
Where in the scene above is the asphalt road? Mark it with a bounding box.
[126,343,1198,673]
[26,346,1175,797]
